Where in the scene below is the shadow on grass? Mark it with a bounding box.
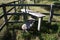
[1,20,59,40]
[2,32,12,40]
[2,29,16,40]
[24,20,58,40]
[32,20,58,34]
[41,21,58,34]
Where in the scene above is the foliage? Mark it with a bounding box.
[13,15,19,20]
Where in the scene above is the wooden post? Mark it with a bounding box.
[18,0,19,8]
[14,2,16,13]
[24,6,28,22]
[38,17,43,31]
[12,29,16,40]
[2,4,9,33]
[18,0,21,10]
[48,4,54,24]
[20,0,24,9]
[25,6,26,12]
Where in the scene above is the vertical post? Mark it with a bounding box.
[25,6,26,12]
[2,4,9,33]
[18,0,21,10]
[24,6,27,22]
[48,4,54,24]
[14,1,16,13]
[12,29,16,40]
[21,0,24,9]
[18,0,19,9]
[38,17,43,31]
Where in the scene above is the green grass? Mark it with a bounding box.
[0,0,17,4]
[0,0,60,40]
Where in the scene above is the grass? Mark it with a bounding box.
[41,34,58,40]
[0,0,60,40]
[0,0,17,4]
[5,21,59,40]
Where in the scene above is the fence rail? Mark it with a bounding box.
[2,4,60,8]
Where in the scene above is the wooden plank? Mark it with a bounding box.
[7,12,28,15]
[18,0,20,9]
[0,3,60,8]
[3,4,60,7]
[21,9,45,18]
[8,20,23,23]
[14,2,16,13]
[4,4,50,7]
[29,12,45,18]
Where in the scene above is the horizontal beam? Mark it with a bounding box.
[54,14,60,16]
[6,12,28,15]
[42,13,49,15]
[0,4,60,8]
[4,4,50,7]
[3,4,60,7]
[8,20,23,23]
[0,4,3,7]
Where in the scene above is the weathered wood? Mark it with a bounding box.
[29,12,45,17]
[21,9,45,17]
[4,4,50,7]
[2,5,8,23]
[0,1,60,8]
[3,4,60,9]
[7,12,28,15]
[8,20,23,23]
[18,0,20,9]
[48,4,54,24]
[2,5,9,32]
[14,2,16,13]
[24,6,28,22]
[38,17,43,31]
